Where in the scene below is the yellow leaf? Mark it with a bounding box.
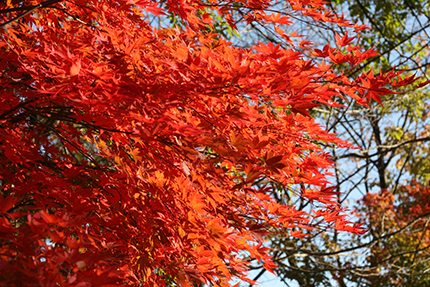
[70,59,81,76]
[178,226,187,239]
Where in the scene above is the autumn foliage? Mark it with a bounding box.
[356,182,430,285]
[0,0,416,286]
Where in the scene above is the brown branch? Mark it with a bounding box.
[0,98,38,121]
[271,244,430,274]
[332,136,430,160]
[0,0,63,28]
[271,211,430,258]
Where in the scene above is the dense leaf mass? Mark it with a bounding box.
[0,0,414,286]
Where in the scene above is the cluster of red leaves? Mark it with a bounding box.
[357,182,430,284]
[360,183,430,237]
[0,0,414,286]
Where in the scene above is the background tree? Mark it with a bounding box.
[0,0,405,286]
[355,181,430,286]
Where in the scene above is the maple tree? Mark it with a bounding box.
[236,0,430,285]
[0,0,417,286]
